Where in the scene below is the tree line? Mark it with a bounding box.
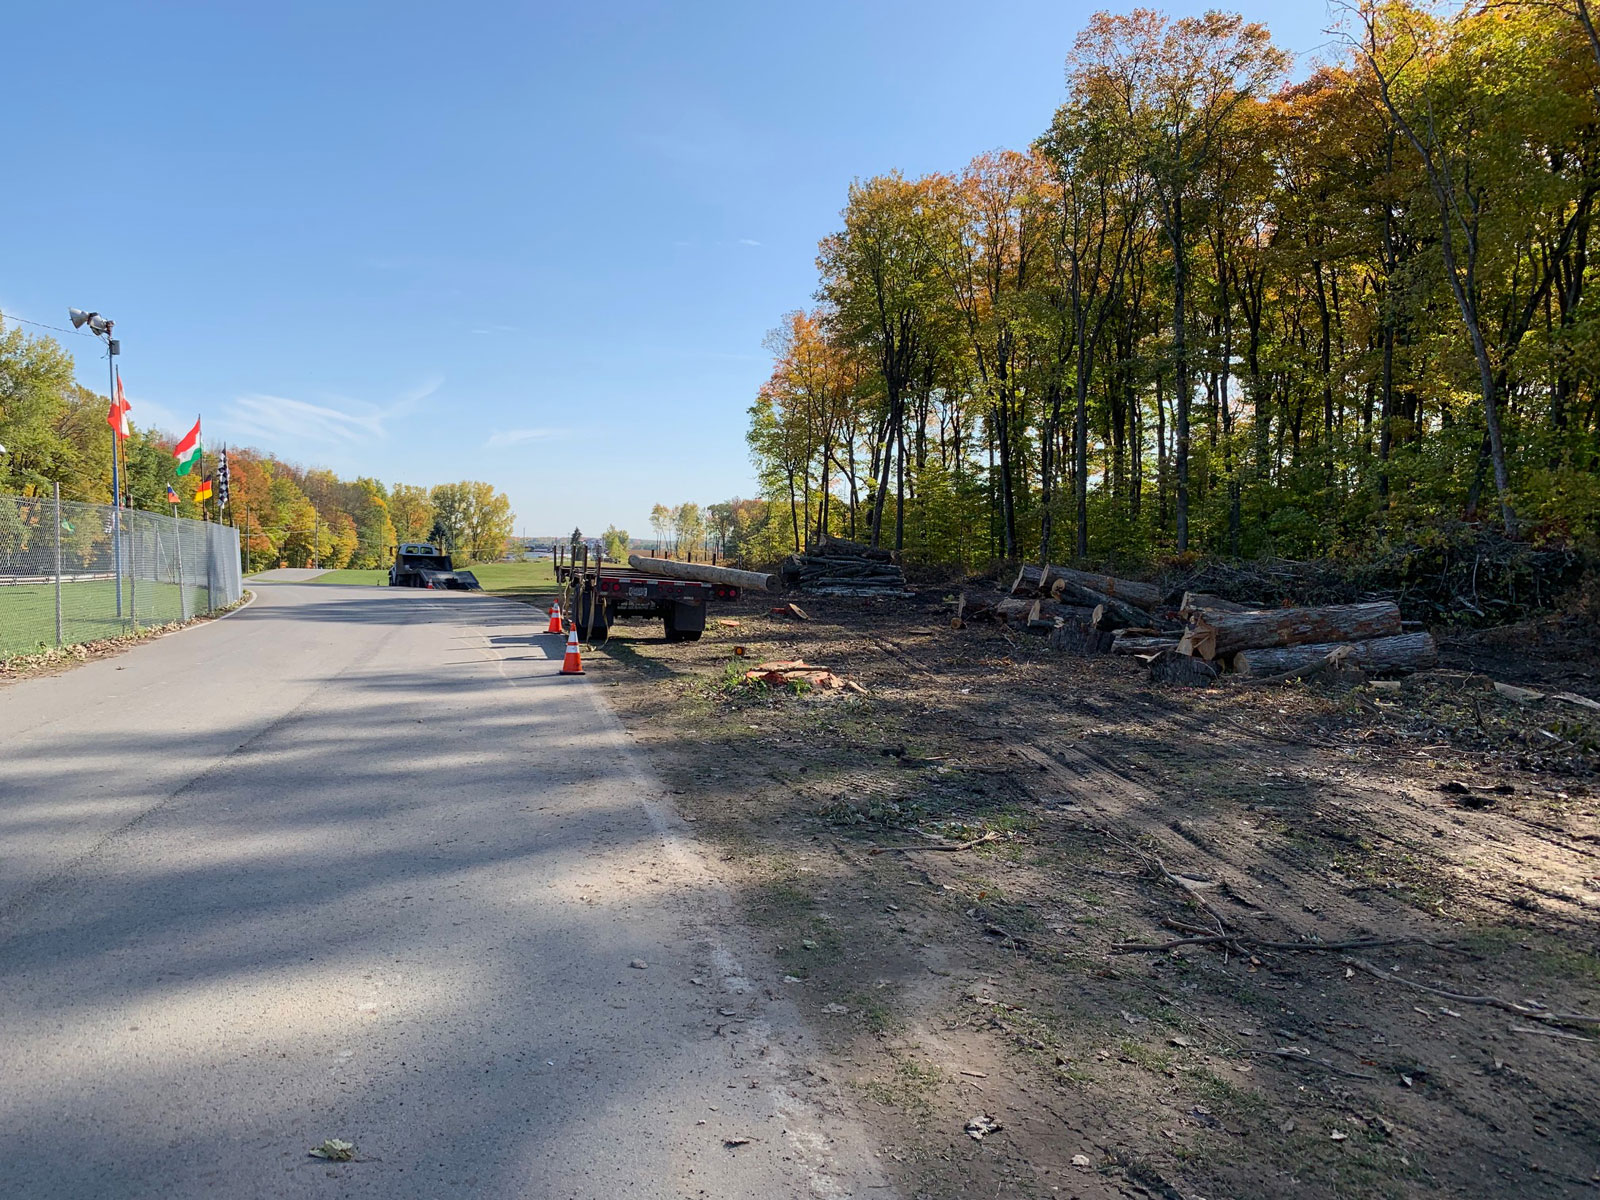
[738,1,1600,569]
[0,319,515,570]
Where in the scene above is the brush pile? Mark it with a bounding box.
[780,536,910,597]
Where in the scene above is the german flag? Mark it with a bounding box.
[195,475,214,503]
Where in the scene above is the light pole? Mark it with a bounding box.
[69,309,123,617]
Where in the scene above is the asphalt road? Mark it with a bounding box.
[0,582,890,1199]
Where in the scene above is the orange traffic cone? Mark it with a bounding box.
[559,626,584,675]
[546,602,563,634]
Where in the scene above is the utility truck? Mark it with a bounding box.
[389,543,481,590]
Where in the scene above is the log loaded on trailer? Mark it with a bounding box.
[554,549,775,642]
[388,542,481,590]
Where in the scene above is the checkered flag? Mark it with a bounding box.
[216,449,231,506]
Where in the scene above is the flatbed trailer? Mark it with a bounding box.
[554,553,740,642]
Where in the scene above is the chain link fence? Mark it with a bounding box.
[0,489,244,659]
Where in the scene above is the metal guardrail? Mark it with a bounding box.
[0,488,243,658]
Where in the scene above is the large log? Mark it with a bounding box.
[1184,600,1402,661]
[1010,564,1047,595]
[1148,649,1221,687]
[1112,634,1183,655]
[1179,591,1252,614]
[1090,595,1153,632]
[628,555,777,593]
[1233,632,1437,677]
[993,598,1036,625]
[1048,621,1115,655]
[810,535,897,562]
[1041,566,1163,610]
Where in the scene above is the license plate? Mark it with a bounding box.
[628,586,649,597]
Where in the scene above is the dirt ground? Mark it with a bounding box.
[571,583,1599,1198]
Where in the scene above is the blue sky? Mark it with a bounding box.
[1,1,1334,537]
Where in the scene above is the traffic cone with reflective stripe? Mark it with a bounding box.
[559,626,584,675]
[546,602,563,634]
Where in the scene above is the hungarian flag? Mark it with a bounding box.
[174,417,202,476]
[107,370,131,440]
[195,475,214,503]
[166,484,178,504]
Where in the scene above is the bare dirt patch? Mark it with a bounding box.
[564,587,1600,1199]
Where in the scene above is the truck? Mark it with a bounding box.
[554,549,775,642]
[389,543,481,590]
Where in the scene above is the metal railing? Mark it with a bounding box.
[0,488,243,658]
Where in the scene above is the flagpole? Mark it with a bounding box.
[110,357,123,618]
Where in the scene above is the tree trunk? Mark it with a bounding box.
[1041,566,1164,610]
[1183,600,1402,661]
[1233,632,1437,677]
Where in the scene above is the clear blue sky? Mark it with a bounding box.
[1,1,1334,537]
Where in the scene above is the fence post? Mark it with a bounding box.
[53,484,63,646]
[206,521,215,613]
[128,517,137,628]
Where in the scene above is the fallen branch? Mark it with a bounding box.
[1112,934,1424,956]
[1257,1048,1379,1081]
[870,831,1002,855]
[1343,956,1600,1030]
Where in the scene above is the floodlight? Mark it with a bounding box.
[68,308,112,335]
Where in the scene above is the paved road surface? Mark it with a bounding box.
[0,583,890,1198]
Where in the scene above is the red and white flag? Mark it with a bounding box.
[107,370,132,440]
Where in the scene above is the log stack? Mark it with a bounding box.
[1177,596,1436,680]
[783,536,910,596]
[1005,561,1436,683]
[1007,563,1180,654]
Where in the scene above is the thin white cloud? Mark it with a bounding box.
[485,428,565,449]
[470,324,521,335]
[737,238,762,247]
[223,375,442,448]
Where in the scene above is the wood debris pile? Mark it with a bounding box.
[743,659,866,695]
[993,563,1439,686]
[780,536,910,597]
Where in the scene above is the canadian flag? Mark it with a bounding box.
[107,370,131,440]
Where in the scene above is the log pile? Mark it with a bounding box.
[1003,562,1438,685]
[781,536,910,597]
[1005,564,1181,655]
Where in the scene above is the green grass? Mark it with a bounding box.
[298,559,558,593]
[306,568,388,586]
[467,559,558,594]
[0,578,203,657]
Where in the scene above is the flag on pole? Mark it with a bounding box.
[166,484,178,504]
[215,448,231,506]
[195,475,214,504]
[174,417,202,475]
[107,370,131,439]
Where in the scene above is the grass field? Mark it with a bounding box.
[0,579,201,658]
[296,560,559,596]
[305,569,388,586]
[464,560,557,595]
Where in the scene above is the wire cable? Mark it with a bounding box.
[0,311,95,338]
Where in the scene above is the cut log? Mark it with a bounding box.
[1010,564,1046,595]
[1148,649,1220,687]
[1040,566,1163,610]
[951,593,967,630]
[1184,600,1402,661]
[993,598,1036,625]
[1048,622,1115,655]
[629,555,777,593]
[1090,594,1150,632]
[810,535,898,562]
[1233,632,1437,677]
[1179,591,1252,614]
[1112,634,1183,655]
[1034,601,1095,625]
